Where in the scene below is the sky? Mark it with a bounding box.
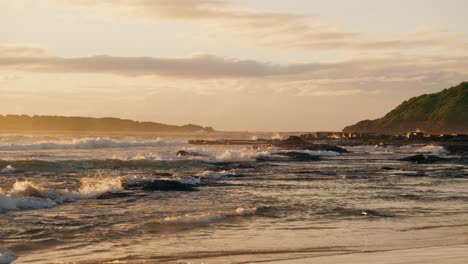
[1,0,467,132]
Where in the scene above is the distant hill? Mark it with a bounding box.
[343,82,468,135]
[0,115,214,132]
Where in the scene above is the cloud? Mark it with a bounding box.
[53,0,467,52]
[2,46,468,82]
[0,45,49,57]
[0,52,320,78]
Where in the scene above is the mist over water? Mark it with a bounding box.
[1,132,468,263]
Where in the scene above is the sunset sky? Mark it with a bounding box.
[1,0,467,131]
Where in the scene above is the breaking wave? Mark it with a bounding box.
[0,137,186,151]
[0,172,123,212]
[414,145,448,155]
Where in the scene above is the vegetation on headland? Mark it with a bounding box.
[0,115,214,132]
[343,82,468,134]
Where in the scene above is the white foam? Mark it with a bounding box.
[0,246,16,264]
[214,149,269,162]
[0,137,185,151]
[179,147,340,163]
[10,180,71,203]
[0,165,16,173]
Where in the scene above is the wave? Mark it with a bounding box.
[200,149,339,162]
[343,145,395,154]
[414,145,448,155]
[344,144,448,156]
[0,148,340,173]
[271,133,284,140]
[1,165,16,173]
[0,246,16,264]
[196,170,237,179]
[162,207,257,225]
[0,172,123,212]
[0,137,186,151]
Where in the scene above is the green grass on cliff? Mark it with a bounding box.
[344,82,468,134]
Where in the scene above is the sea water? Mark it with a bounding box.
[0,132,467,263]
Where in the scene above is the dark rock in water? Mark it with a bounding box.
[209,162,256,170]
[273,136,347,153]
[380,166,396,170]
[274,136,305,147]
[176,150,208,157]
[122,181,147,189]
[142,180,197,191]
[400,154,447,163]
[256,152,321,162]
[152,172,173,177]
[95,192,133,199]
[445,145,468,155]
[252,144,271,150]
[302,144,347,153]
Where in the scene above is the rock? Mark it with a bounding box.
[273,136,348,153]
[274,136,305,147]
[380,166,396,170]
[176,150,208,157]
[252,144,271,150]
[256,152,321,162]
[400,154,447,163]
[95,192,133,199]
[445,145,468,155]
[302,144,347,153]
[142,180,197,191]
[152,172,173,177]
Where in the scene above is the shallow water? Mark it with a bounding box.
[0,132,467,263]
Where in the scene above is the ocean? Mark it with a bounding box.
[1,132,468,263]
